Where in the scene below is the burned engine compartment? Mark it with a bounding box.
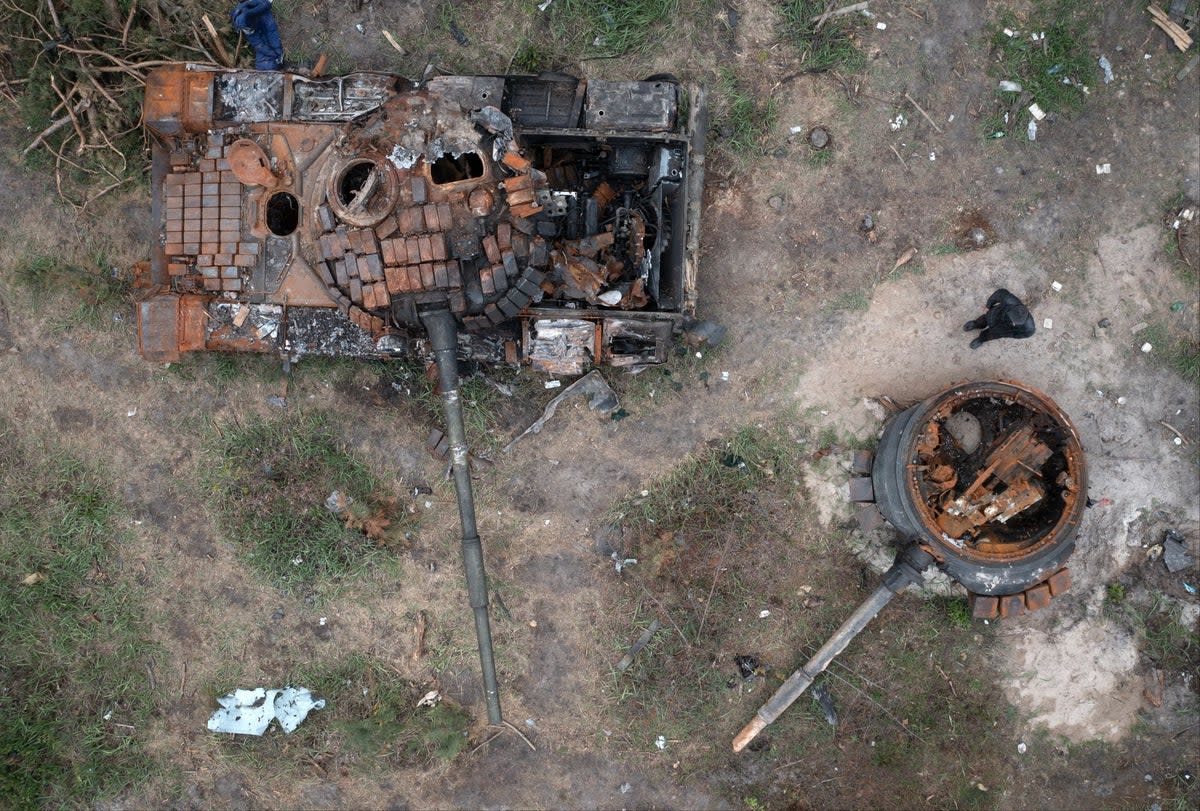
[136,67,705,374]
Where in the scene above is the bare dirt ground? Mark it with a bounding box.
[1,0,1198,809]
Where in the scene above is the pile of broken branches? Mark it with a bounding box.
[1,0,239,211]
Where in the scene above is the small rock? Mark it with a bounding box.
[808,126,830,149]
[271,609,285,622]
[968,227,988,246]
[1097,318,1112,328]
[860,214,875,232]
[768,195,784,212]
[266,395,287,409]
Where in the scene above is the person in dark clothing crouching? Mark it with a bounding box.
[963,288,1036,349]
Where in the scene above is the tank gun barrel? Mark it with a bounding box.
[421,307,503,725]
[732,546,932,752]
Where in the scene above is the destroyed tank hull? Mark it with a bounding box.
[872,380,1087,597]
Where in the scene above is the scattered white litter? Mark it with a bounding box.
[1018,742,1028,754]
[291,555,303,566]
[1174,437,1183,446]
[998,80,1023,92]
[720,371,730,382]
[598,290,623,306]
[655,735,667,750]
[544,380,562,389]
[1095,163,1112,174]
[889,113,908,131]
[1098,55,1114,84]
[759,609,771,619]
[947,114,955,123]
[537,0,554,10]
[1030,31,1045,41]
[126,407,138,417]
[1051,281,1063,292]
[1027,120,1038,140]
[875,21,886,30]
[103,709,113,721]
[929,151,937,161]
[695,351,703,359]
[1043,318,1053,330]
[318,616,327,626]
[1028,103,1046,121]
[1144,53,1151,60]
[789,125,805,134]
[1116,396,1127,405]
[1003,27,1017,37]
[207,687,326,736]
[416,690,441,708]
[620,783,633,795]
[1141,343,1153,353]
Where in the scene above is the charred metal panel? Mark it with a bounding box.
[585,80,677,131]
[137,296,181,362]
[426,75,506,112]
[504,75,582,128]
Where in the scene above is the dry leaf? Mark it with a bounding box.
[21,572,47,585]
[893,247,916,270]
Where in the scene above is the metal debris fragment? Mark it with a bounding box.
[503,370,618,451]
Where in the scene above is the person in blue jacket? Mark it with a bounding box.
[963,288,1036,349]
[230,0,284,70]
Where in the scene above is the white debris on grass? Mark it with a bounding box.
[1096,163,1112,175]
[1099,55,1115,84]
[1027,120,1038,141]
[207,687,326,736]
[1051,281,1063,292]
[889,113,907,131]
[999,80,1023,92]
[655,735,667,750]
[1028,103,1046,121]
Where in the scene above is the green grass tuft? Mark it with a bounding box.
[546,0,679,58]
[1141,322,1200,385]
[778,0,867,73]
[714,68,777,158]
[204,412,410,596]
[986,1,1098,138]
[0,423,160,808]
[827,290,871,311]
[12,252,131,331]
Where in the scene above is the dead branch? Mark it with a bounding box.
[49,75,89,154]
[122,0,138,47]
[23,104,85,155]
[201,13,234,66]
[904,91,944,133]
[78,175,134,213]
[812,1,869,21]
